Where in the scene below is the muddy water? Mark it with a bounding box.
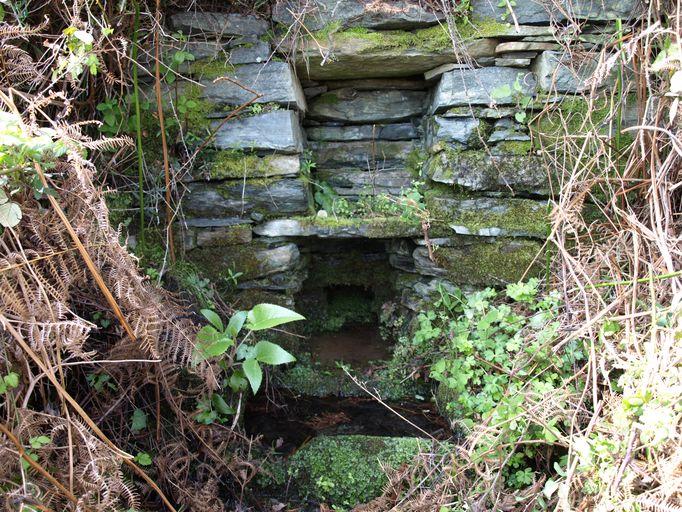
[245,394,450,454]
[308,323,390,366]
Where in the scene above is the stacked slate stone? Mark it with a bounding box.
[167,0,640,310]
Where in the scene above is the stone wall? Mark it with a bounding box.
[163,0,639,311]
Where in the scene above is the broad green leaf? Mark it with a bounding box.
[254,340,296,365]
[246,303,305,331]
[131,409,147,432]
[0,201,21,227]
[211,394,235,416]
[201,309,223,331]
[3,372,19,388]
[226,311,247,338]
[200,336,233,358]
[242,358,262,394]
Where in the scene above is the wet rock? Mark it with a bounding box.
[430,67,537,111]
[425,194,549,238]
[289,29,497,80]
[412,237,542,286]
[169,12,268,38]
[200,62,306,110]
[426,150,548,195]
[273,0,444,31]
[184,178,310,218]
[311,140,415,169]
[425,117,484,151]
[306,123,418,141]
[471,0,641,24]
[308,89,426,123]
[212,110,303,154]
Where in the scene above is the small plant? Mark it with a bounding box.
[0,371,19,393]
[195,304,303,395]
[86,372,117,393]
[490,73,533,123]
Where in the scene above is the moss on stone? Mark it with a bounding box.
[288,435,429,507]
[329,25,452,53]
[314,92,340,105]
[493,140,533,156]
[189,59,237,79]
[208,151,293,179]
[457,16,513,39]
[291,215,423,239]
[424,191,549,239]
[434,238,544,286]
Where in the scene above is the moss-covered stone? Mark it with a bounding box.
[413,237,544,286]
[254,216,423,239]
[204,151,299,179]
[288,435,432,507]
[492,140,533,156]
[194,224,253,247]
[424,191,549,239]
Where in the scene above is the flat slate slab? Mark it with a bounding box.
[425,116,484,151]
[311,140,415,169]
[430,66,537,111]
[212,110,303,154]
[200,62,306,111]
[290,31,497,80]
[316,168,414,197]
[308,89,426,123]
[169,12,268,38]
[471,0,641,24]
[273,0,444,30]
[306,123,418,141]
[253,217,423,238]
[533,51,609,93]
[185,177,310,218]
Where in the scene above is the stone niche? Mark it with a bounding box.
[166,0,637,333]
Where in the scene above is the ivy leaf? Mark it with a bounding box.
[130,409,147,432]
[134,452,152,466]
[246,304,305,331]
[0,201,22,227]
[200,309,223,331]
[254,340,296,365]
[3,372,19,389]
[242,358,262,394]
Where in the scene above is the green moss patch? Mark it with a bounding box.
[288,435,431,507]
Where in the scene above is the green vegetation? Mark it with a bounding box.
[288,435,431,507]
[410,280,585,487]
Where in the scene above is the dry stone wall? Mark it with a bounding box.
[164,0,640,310]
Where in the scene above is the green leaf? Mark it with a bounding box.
[29,436,51,449]
[131,409,147,432]
[134,452,152,466]
[543,478,560,499]
[3,372,19,389]
[254,340,296,365]
[228,371,248,392]
[0,201,22,227]
[197,328,234,358]
[201,309,223,331]
[246,303,305,331]
[226,311,247,338]
[211,394,234,416]
[242,358,262,394]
